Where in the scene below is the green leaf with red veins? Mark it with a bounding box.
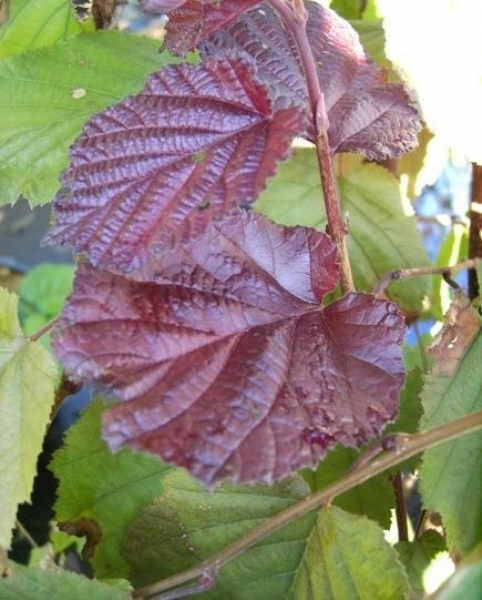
[52,212,405,485]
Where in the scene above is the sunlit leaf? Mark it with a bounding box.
[0,0,93,58]
[288,506,410,599]
[0,288,57,548]
[0,31,179,205]
[420,294,482,557]
[52,211,405,485]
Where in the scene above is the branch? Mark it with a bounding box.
[267,0,354,294]
[373,258,482,297]
[28,316,59,342]
[133,410,482,599]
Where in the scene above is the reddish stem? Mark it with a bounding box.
[268,0,354,293]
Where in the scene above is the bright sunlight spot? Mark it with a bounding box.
[379,0,482,164]
[423,551,456,594]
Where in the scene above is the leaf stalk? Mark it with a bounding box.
[268,0,354,293]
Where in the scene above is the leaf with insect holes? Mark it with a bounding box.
[44,54,304,272]
[52,211,406,485]
[201,1,421,158]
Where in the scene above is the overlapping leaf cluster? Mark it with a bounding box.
[45,0,421,484]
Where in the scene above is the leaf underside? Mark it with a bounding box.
[52,212,406,485]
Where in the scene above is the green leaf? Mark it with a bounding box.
[395,530,446,592]
[301,446,394,529]
[0,287,57,549]
[50,399,173,579]
[124,473,409,599]
[0,31,179,206]
[329,0,365,19]
[0,563,130,600]
[19,263,75,335]
[255,148,430,314]
[287,506,410,599]
[0,0,93,59]
[420,323,482,557]
[123,469,314,594]
[430,224,468,322]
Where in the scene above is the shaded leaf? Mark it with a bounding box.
[19,263,75,339]
[52,211,406,485]
[123,468,315,593]
[124,474,409,599]
[396,530,446,593]
[45,54,303,271]
[419,294,482,557]
[202,1,421,158]
[0,31,179,206]
[0,563,130,600]
[50,399,172,578]
[255,148,430,315]
[0,0,93,58]
[288,506,410,599]
[0,288,57,548]
[301,446,394,528]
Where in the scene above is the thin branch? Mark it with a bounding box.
[28,316,59,342]
[391,472,409,542]
[416,214,469,227]
[133,410,482,600]
[373,258,482,298]
[268,0,354,293]
[15,519,38,549]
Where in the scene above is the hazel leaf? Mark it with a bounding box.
[52,212,406,485]
[44,55,304,272]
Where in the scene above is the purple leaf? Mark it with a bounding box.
[157,0,262,56]
[202,1,421,158]
[52,212,405,485]
[44,55,304,272]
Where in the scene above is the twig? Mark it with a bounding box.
[28,316,59,342]
[372,258,482,297]
[133,410,482,599]
[15,519,38,549]
[391,472,409,542]
[269,0,354,293]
